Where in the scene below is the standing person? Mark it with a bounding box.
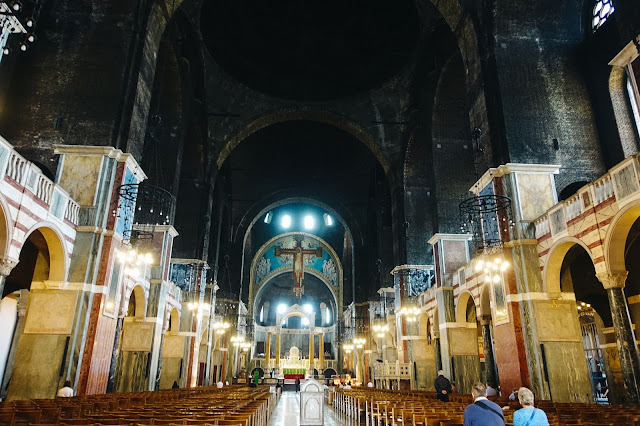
[171,381,179,389]
[434,370,453,402]
[463,383,505,425]
[57,380,74,398]
[295,377,301,392]
[513,387,549,426]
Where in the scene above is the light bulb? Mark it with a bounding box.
[27,34,36,43]
[493,275,500,283]
[19,42,27,52]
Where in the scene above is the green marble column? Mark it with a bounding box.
[481,316,499,389]
[599,272,640,406]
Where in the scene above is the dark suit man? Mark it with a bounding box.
[434,370,453,402]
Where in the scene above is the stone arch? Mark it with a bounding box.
[252,269,339,322]
[604,199,640,276]
[609,66,639,158]
[169,307,179,331]
[23,223,68,283]
[419,311,430,337]
[0,193,13,261]
[126,285,147,319]
[216,109,391,177]
[479,283,492,318]
[544,237,595,295]
[456,291,476,323]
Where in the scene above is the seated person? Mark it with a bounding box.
[513,387,549,426]
[57,380,74,398]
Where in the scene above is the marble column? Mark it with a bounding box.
[265,333,271,365]
[434,336,442,372]
[0,258,18,297]
[319,334,324,365]
[0,290,28,395]
[481,315,498,389]
[106,317,124,393]
[275,333,281,365]
[309,333,314,365]
[599,272,640,406]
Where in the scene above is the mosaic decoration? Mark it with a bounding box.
[254,234,340,287]
[170,263,200,292]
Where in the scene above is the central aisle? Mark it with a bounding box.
[268,390,359,425]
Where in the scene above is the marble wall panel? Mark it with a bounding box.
[6,334,67,400]
[23,291,77,335]
[516,174,556,221]
[535,301,581,342]
[453,355,481,394]
[163,335,185,358]
[542,341,592,403]
[159,357,182,389]
[58,156,103,206]
[442,240,468,274]
[114,351,149,393]
[448,327,478,356]
[121,322,153,352]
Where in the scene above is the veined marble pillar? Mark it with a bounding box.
[319,334,324,365]
[481,315,498,389]
[599,272,640,406]
[275,333,281,365]
[434,336,442,371]
[0,290,28,395]
[265,333,271,365]
[309,334,314,365]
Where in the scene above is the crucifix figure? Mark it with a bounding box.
[274,235,323,298]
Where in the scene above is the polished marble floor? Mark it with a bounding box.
[268,390,361,426]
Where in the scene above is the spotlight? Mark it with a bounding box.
[281,214,291,229]
[303,215,314,230]
[27,34,36,43]
[11,1,21,11]
[323,213,334,226]
[19,42,27,51]
[26,18,34,28]
[2,47,9,55]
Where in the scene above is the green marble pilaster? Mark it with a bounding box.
[481,316,498,389]
[434,337,442,372]
[106,317,124,393]
[601,275,640,406]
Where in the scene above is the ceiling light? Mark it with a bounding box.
[26,18,34,28]
[281,214,291,228]
[304,215,314,230]
[11,1,22,11]
[27,34,36,43]
[277,303,287,314]
[19,42,27,52]
[2,47,10,55]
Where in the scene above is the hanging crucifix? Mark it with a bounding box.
[274,235,323,298]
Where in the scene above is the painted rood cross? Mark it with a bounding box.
[274,235,323,298]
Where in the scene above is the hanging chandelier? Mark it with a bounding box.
[460,193,514,254]
[1,0,41,59]
[397,306,420,323]
[113,183,176,242]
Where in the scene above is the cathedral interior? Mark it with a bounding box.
[1,0,640,411]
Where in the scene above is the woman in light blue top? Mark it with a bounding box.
[513,387,549,426]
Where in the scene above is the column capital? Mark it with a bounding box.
[597,271,629,290]
[0,257,19,276]
[480,315,492,326]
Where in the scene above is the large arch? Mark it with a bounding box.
[604,200,640,275]
[216,109,391,177]
[0,193,13,260]
[22,223,68,283]
[544,237,595,294]
[252,269,338,322]
[456,291,476,324]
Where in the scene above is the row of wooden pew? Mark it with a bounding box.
[333,387,640,425]
[0,385,278,426]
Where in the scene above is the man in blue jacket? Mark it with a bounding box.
[463,382,505,425]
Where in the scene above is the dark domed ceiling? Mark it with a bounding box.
[200,0,419,100]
